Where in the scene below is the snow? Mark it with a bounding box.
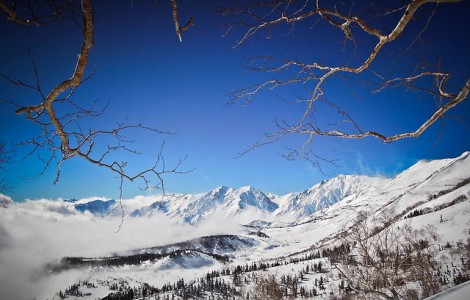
[274,174,384,220]
[128,185,279,224]
[155,252,216,270]
[424,280,470,300]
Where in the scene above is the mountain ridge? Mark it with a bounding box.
[5,152,469,226]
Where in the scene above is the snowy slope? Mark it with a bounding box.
[236,151,470,262]
[424,281,470,300]
[274,174,385,221]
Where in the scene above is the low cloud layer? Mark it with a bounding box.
[0,196,245,300]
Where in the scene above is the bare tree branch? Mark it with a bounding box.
[0,141,14,192]
[2,0,188,198]
[334,210,440,298]
[227,0,469,160]
[170,0,194,42]
[0,0,75,25]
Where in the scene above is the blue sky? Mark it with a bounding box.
[1,1,469,201]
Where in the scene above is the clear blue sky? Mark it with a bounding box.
[1,1,469,201]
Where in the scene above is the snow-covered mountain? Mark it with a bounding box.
[74,199,117,215]
[130,185,278,224]
[274,174,385,221]
[2,152,469,300]
[69,177,383,224]
[9,151,469,226]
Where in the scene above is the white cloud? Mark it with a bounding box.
[0,193,12,208]
[0,197,245,299]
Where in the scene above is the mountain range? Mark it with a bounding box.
[1,151,469,299]
[50,151,470,227]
